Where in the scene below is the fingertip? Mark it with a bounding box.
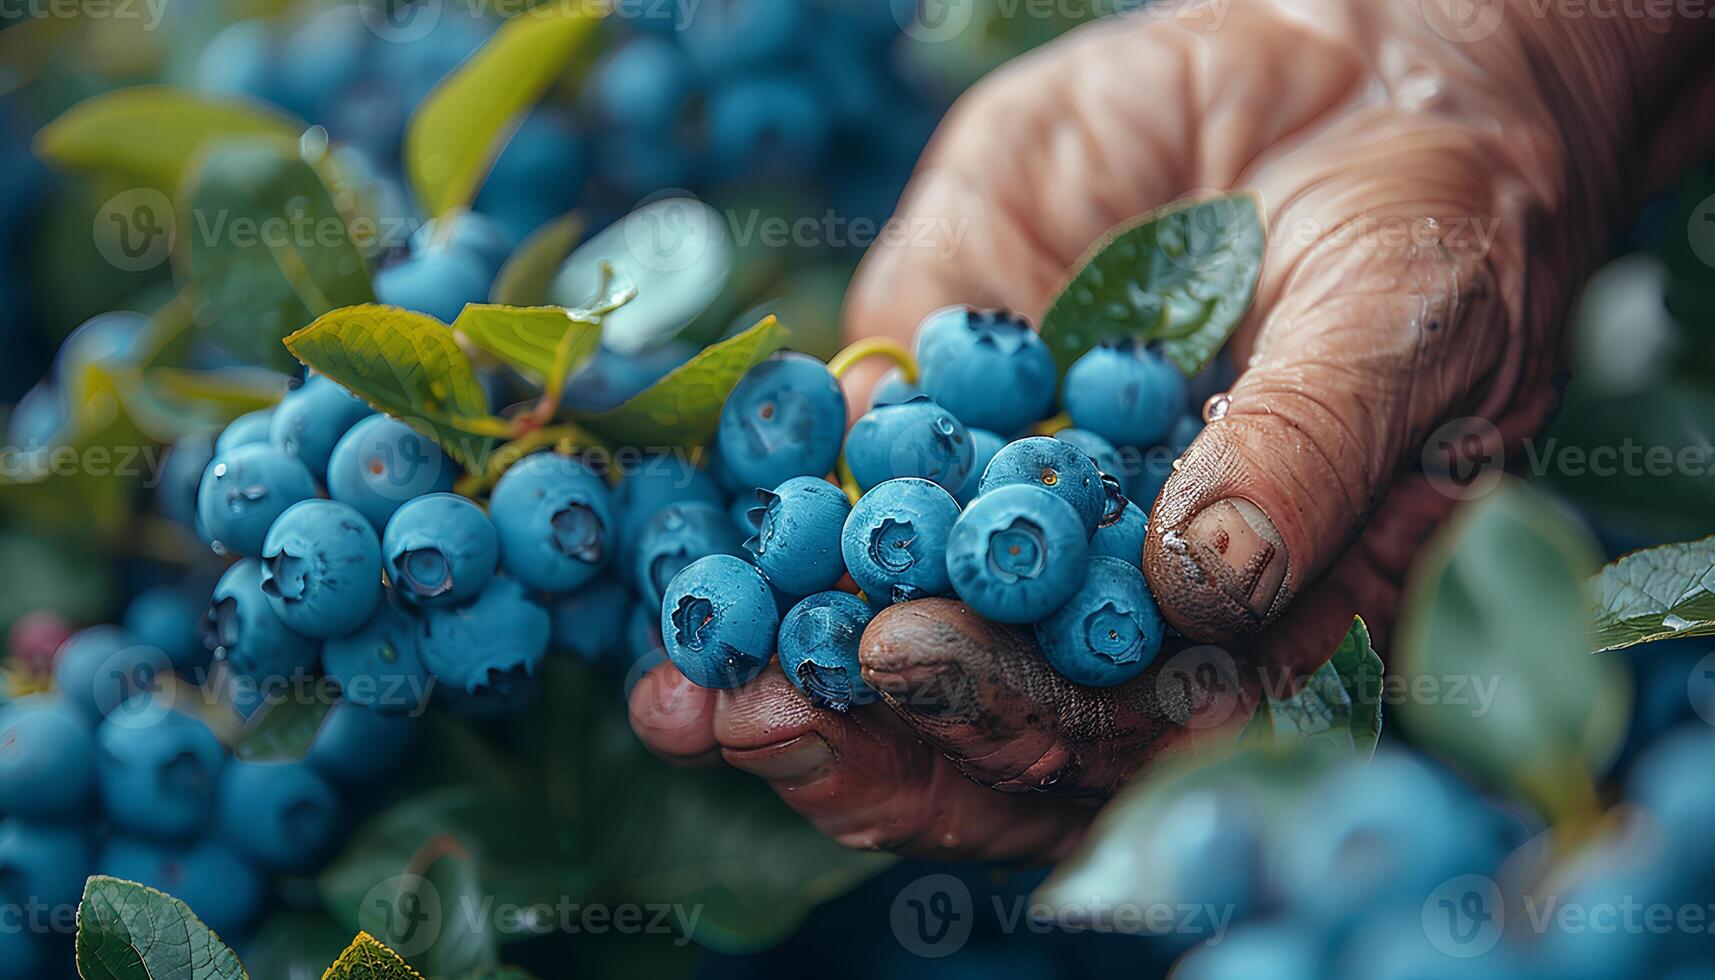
[627,661,720,765]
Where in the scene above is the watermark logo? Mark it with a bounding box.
[1424,874,1505,957]
[1421,416,1506,500]
[94,189,174,273]
[618,195,726,275]
[891,874,973,957]
[360,873,444,958]
[895,0,979,43]
[1421,0,1505,42]
[1155,644,1241,730]
[1689,193,1715,270]
[1689,650,1715,727]
[349,416,453,506]
[359,0,442,42]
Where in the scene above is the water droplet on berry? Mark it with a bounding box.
[1203,393,1231,423]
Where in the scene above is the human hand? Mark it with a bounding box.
[631,0,1715,860]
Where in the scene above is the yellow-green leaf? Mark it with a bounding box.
[322,933,424,980]
[491,212,585,306]
[578,315,786,450]
[284,305,504,472]
[406,6,601,219]
[35,85,300,189]
[452,305,603,386]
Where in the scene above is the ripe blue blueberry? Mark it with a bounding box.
[660,554,778,689]
[96,836,265,942]
[416,575,549,703]
[947,484,1090,624]
[215,408,274,453]
[203,558,320,687]
[123,586,207,673]
[845,395,974,494]
[1054,428,1123,480]
[382,492,499,607]
[261,499,383,639]
[746,476,852,597]
[327,414,456,531]
[777,591,875,712]
[562,343,695,413]
[550,579,632,670]
[592,35,694,130]
[954,428,1007,505]
[716,352,846,493]
[869,367,920,409]
[977,436,1111,536]
[54,626,170,722]
[0,696,95,817]
[373,243,494,325]
[634,501,745,609]
[269,374,372,480]
[216,758,342,872]
[611,452,723,574]
[1063,340,1188,447]
[158,432,216,530]
[840,478,960,606]
[915,306,1057,434]
[1035,556,1162,686]
[97,701,227,841]
[471,110,587,243]
[412,208,515,279]
[308,701,418,786]
[680,0,803,74]
[707,75,831,179]
[321,602,429,715]
[491,453,614,593]
[0,817,92,918]
[197,443,318,557]
[1090,498,1148,569]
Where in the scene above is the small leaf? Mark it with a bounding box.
[491,212,586,306]
[453,306,603,386]
[1589,535,1715,651]
[285,305,504,473]
[1039,193,1264,377]
[577,315,786,450]
[235,698,333,762]
[184,140,375,371]
[407,5,600,218]
[35,86,300,188]
[322,933,424,980]
[1242,618,1382,758]
[76,875,248,980]
[1329,618,1384,755]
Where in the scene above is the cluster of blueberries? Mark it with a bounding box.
[661,305,1203,703]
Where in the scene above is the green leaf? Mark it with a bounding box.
[491,212,586,306]
[183,140,375,371]
[1329,618,1384,754]
[1589,535,1715,652]
[1039,193,1264,377]
[234,698,333,762]
[34,86,300,188]
[1242,619,1381,757]
[407,5,600,219]
[577,315,786,450]
[284,305,503,472]
[323,933,424,980]
[75,875,248,980]
[1396,479,1629,817]
[453,306,604,387]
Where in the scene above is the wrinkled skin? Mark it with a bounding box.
[632,1,1715,860]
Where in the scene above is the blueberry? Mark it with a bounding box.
[611,452,724,574]
[157,432,217,529]
[411,209,515,279]
[716,352,846,493]
[1064,340,1188,447]
[947,484,1089,624]
[1173,922,1325,980]
[1034,556,1161,685]
[549,579,632,670]
[1090,498,1148,569]
[0,697,95,817]
[216,758,341,872]
[416,576,549,703]
[562,343,697,413]
[382,492,499,607]
[269,374,372,480]
[660,555,778,689]
[840,478,960,606]
[123,586,207,673]
[707,75,831,179]
[197,443,318,557]
[1629,726,1715,847]
[95,836,265,942]
[490,453,614,593]
[374,244,494,325]
[1054,428,1123,480]
[915,307,1057,434]
[869,367,921,409]
[472,110,587,242]
[203,558,320,687]
[680,0,803,74]
[977,436,1110,536]
[321,602,429,715]
[592,36,694,130]
[215,408,275,452]
[327,414,456,531]
[778,591,875,712]
[260,499,383,639]
[97,701,227,841]
[0,817,92,919]
[845,395,974,494]
[193,20,281,104]
[746,476,852,597]
[953,428,1007,506]
[308,701,417,785]
[54,626,171,722]
[634,501,745,610]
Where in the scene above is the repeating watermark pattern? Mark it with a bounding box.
[1421,416,1507,501]
[1423,874,1505,957]
[1420,0,1507,42]
[0,442,173,485]
[1689,193,1715,270]
[1420,415,1714,502]
[890,874,974,957]
[0,0,167,29]
[894,0,1226,43]
[93,189,174,273]
[1423,0,1715,43]
[1153,644,1243,730]
[360,874,703,952]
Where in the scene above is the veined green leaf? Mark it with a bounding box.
[323,933,424,980]
[76,876,248,980]
[453,306,604,387]
[1589,535,1715,652]
[1242,618,1382,758]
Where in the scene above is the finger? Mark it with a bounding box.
[712,663,1093,862]
[628,662,721,767]
[858,599,1255,796]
